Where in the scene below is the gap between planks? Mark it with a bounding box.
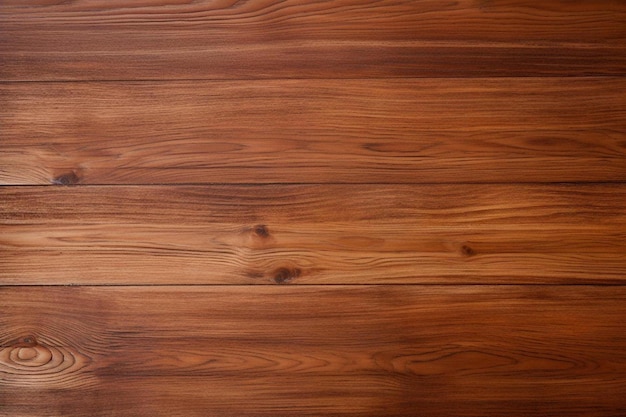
[2,75,626,83]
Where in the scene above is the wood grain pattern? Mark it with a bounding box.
[2,0,625,414]
[1,286,625,416]
[1,0,625,80]
[2,78,625,185]
[2,184,625,285]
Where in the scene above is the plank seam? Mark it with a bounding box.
[1,75,625,83]
[2,284,626,288]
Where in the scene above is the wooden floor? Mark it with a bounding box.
[1,1,625,416]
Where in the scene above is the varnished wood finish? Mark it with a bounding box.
[1,0,625,80]
[2,185,625,285]
[1,286,626,416]
[2,78,625,184]
[2,0,625,415]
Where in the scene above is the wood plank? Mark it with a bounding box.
[2,184,625,285]
[1,0,625,80]
[2,78,625,185]
[1,285,625,416]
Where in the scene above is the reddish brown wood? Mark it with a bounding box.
[2,285,626,416]
[2,1,625,415]
[1,0,625,80]
[2,184,625,285]
[1,78,625,185]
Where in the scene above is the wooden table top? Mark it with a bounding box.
[1,1,625,415]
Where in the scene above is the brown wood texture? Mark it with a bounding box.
[2,184,625,285]
[2,78,625,185]
[1,0,625,80]
[2,0,626,415]
[1,285,626,417]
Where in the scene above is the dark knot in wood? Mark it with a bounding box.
[0,335,91,378]
[253,224,270,238]
[273,267,302,284]
[461,245,476,257]
[52,171,80,185]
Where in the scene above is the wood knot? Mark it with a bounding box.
[273,267,301,284]
[0,335,91,379]
[253,224,270,238]
[461,245,476,257]
[52,171,80,185]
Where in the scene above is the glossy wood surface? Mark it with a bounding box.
[1,0,625,80]
[1,0,625,415]
[2,286,626,416]
[2,184,625,285]
[1,78,625,184]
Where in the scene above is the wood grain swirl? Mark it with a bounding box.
[0,335,92,388]
[2,78,625,184]
[2,184,625,285]
[1,0,625,80]
[1,286,625,416]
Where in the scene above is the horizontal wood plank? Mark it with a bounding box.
[1,285,625,416]
[1,0,625,80]
[2,184,625,285]
[3,1,625,416]
[2,78,625,185]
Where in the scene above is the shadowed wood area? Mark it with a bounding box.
[0,0,626,80]
[1,184,626,285]
[1,78,625,184]
[1,0,625,80]
[1,286,626,417]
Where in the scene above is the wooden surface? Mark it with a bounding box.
[1,0,626,80]
[2,184,626,285]
[2,78,625,184]
[2,286,626,417]
[1,0,626,415]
